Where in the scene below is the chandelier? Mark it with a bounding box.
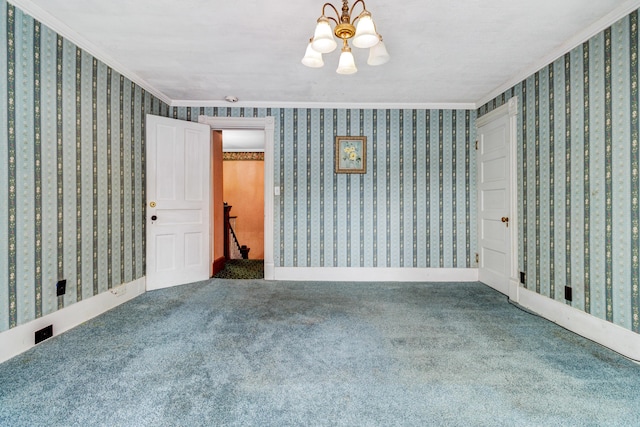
[301,0,390,74]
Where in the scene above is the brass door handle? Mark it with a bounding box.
[501,217,509,227]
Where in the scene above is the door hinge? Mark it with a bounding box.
[475,140,478,150]
[475,253,479,264]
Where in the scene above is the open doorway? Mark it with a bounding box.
[198,116,275,280]
[217,130,265,279]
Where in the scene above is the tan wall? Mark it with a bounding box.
[223,159,264,259]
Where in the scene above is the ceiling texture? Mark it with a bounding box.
[10,0,640,108]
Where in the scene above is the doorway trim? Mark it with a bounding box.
[198,116,275,280]
[476,97,519,302]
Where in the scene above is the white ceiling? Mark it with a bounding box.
[222,130,264,152]
[11,0,640,108]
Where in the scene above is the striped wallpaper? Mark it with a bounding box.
[171,107,477,270]
[7,0,639,340]
[1,0,477,334]
[0,1,169,333]
[479,10,640,333]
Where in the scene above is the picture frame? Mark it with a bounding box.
[335,136,367,174]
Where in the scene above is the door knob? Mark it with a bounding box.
[501,216,509,227]
[151,215,157,221]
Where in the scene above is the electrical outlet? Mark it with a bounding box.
[56,279,66,296]
[35,325,53,344]
[520,271,526,284]
[565,286,573,302]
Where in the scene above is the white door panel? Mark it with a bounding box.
[185,130,206,201]
[146,115,211,290]
[481,218,507,243]
[481,189,506,210]
[482,158,506,182]
[477,111,511,295]
[482,126,506,154]
[482,247,506,272]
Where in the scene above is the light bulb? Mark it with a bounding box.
[311,17,337,53]
[353,11,379,49]
[336,46,357,75]
[367,37,390,66]
[301,42,324,68]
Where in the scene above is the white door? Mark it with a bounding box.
[146,115,211,290]
[477,111,511,295]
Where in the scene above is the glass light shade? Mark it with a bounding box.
[352,13,379,48]
[336,48,357,74]
[367,39,390,66]
[301,43,324,68]
[311,18,337,53]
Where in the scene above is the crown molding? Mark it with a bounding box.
[172,99,477,110]
[8,0,172,105]
[10,0,638,111]
[476,0,640,108]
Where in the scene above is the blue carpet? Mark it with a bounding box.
[0,280,638,426]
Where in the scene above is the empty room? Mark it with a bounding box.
[1,0,640,425]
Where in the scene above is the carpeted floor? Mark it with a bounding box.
[214,259,264,279]
[0,280,639,426]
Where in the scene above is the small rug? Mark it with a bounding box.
[213,259,264,279]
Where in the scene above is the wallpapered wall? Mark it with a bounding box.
[171,107,478,270]
[1,1,477,334]
[6,0,640,339]
[479,10,640,333]
[0,1,169,333]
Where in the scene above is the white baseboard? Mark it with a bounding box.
[508,278,520,301]
[0,277,146,364]
[264,262,275,281]
[515,286,640,362]
[272,267,478,282]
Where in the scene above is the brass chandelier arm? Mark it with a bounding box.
[320,0,369,26]
[321,3,341,25]
[348,0,368,23]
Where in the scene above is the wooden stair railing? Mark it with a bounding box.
[223,203,250,260]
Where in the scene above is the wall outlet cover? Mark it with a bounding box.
[35,325,53,344]
[565,286,573,302]
[56,279,67,296]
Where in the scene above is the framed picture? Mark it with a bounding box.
[335,136,366,174]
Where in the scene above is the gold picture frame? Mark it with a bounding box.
[335,136,366,174]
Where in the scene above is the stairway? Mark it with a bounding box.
[224,203,250,260]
